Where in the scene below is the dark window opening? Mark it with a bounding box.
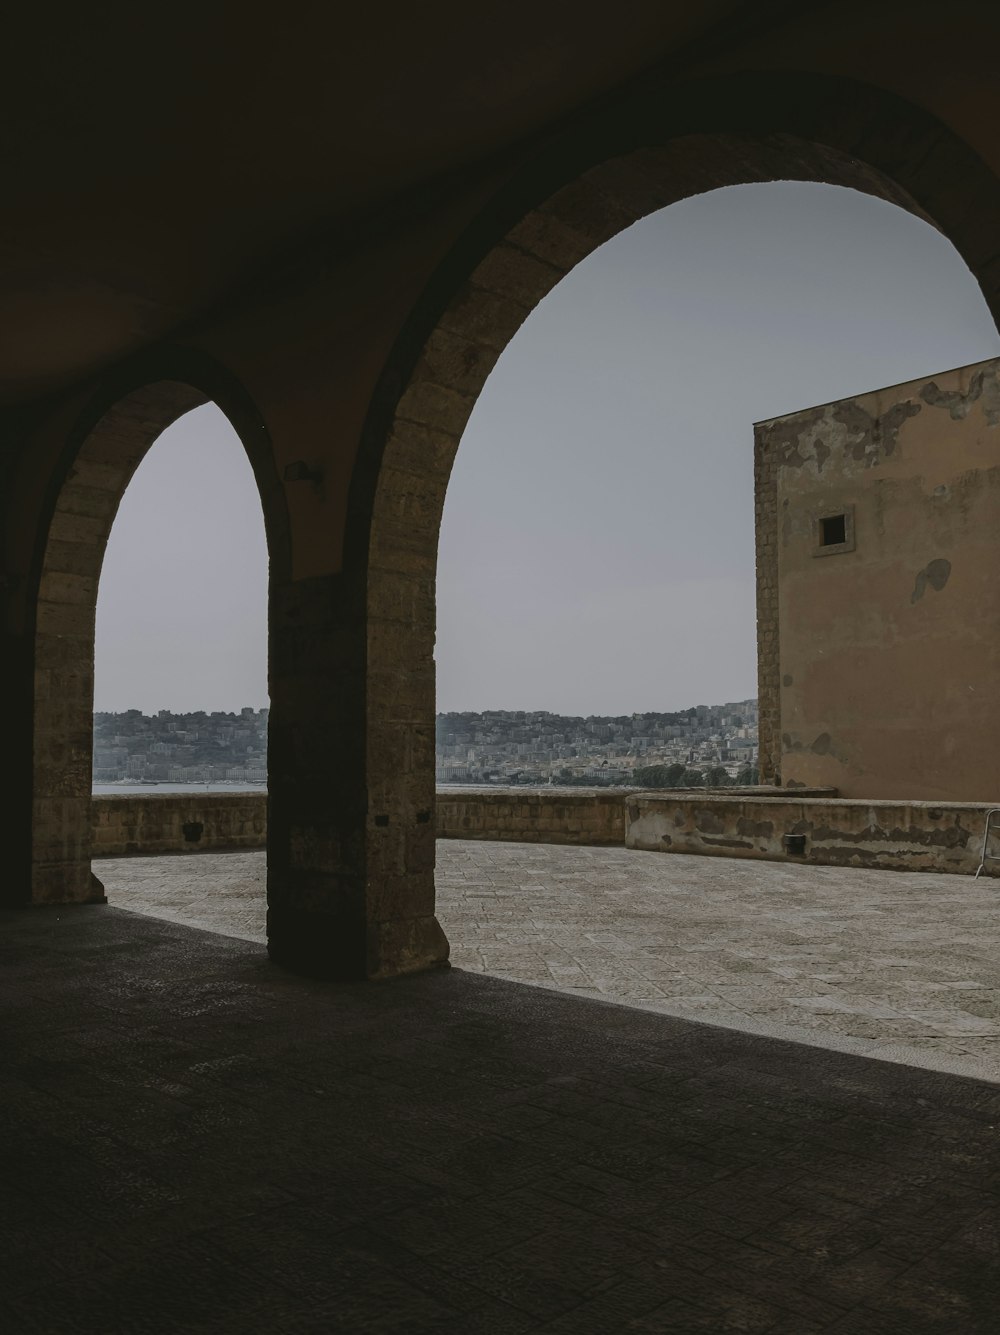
[820,514,847,546]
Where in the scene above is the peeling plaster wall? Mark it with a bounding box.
[625,795,998,876]
[756,357,1000,801]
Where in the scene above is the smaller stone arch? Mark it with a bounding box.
[30,369,285,905]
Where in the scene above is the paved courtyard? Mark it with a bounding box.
[99,841,1000,1083]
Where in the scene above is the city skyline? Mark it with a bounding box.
[92,697,758,790]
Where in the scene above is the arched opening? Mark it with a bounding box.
[30,372,285,907]
[425,178,1000,1018]
[91,404,269,929]
[352,79,1000,980]
[436,180,1000,743]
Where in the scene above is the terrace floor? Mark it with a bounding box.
[99,841,1000,1084]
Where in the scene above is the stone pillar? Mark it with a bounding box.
[31,383,206,904]
[365,460,448,980]
[264,570,448,979]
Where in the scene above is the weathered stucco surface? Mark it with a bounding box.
[625,794,999,876]
[756,357,1000,801]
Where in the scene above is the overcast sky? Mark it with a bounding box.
[94,406,269,714]
[95,181,1000,715]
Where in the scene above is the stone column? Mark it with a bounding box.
[31,383,206,904]
[264,569,448,978]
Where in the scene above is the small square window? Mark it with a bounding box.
[820,514,846,546]
[813,506,855,556]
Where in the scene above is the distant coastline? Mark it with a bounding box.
[93,781,266,795]
[93,699,761,792]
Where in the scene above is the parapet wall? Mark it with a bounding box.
[432,785,836,846]
[92,794,267,857]
[92,788,634,855]
[90,788,998,875]
[625,794,997,875]
[435,788,631,845]
[94,789,638,857]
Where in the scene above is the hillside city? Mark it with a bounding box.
[92,700,759,788]
[92,708,269,784]
[435,701,759,786]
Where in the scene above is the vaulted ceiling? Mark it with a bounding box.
[1,1,753,404]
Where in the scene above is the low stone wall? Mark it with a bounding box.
[91,787,998,875]
[92,793,267,857]
[92,788,634,854]
[434,785,837,847]
[91,787,834,856]
[625,794,998,875]
[435,788,630,846]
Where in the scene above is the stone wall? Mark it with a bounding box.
[92,788,999,876]
[92,794,267,858]
[32,384,210,903]
[625,794,999,876]
[435,788,630,846]
[92,788,634,855]
[433,786,837,846]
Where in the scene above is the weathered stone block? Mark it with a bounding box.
[37,570,98,607]
[381,421,460,482]
[507,209,595,270]
[468,243,564,309]
[412,328,502,400]
[396,379,475,437]
[438,283,531,352]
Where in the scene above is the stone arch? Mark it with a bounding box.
[30,357,287,904]
[352,72,1000,926]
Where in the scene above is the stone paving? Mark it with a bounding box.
[100,842,1000,1083]
[2,902,1000,1332]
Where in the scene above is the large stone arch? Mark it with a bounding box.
[351,72,1000,939]
[29,355,287,905]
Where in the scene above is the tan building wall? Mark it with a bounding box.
[756,357,1000,801]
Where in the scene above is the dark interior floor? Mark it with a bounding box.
[2,905,999,1334]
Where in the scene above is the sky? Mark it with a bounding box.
[94,181,1000,716]
[94,406,269,713]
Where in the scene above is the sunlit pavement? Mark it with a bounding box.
[99,841,1000,1083]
